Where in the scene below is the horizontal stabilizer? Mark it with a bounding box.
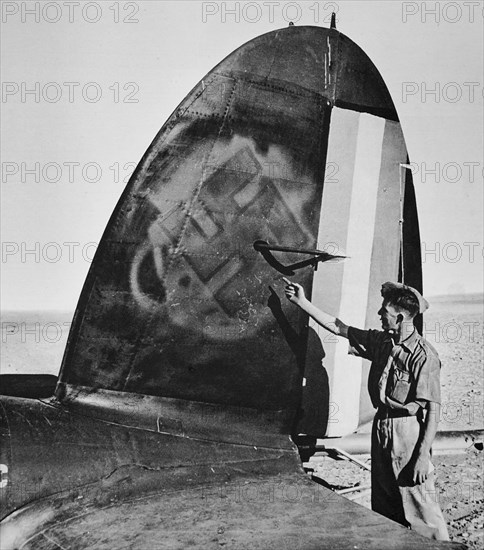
[0,375,57,399]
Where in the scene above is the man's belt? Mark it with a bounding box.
[376,406,415,419]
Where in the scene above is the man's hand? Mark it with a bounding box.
[283,277,306,306]
[407,401,439,485]
[410,454,430,485]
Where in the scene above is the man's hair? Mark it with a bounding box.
[381,286,420,318]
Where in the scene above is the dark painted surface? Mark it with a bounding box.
[57,90,327,414]
[402,163,424,333]
[56,26,406,426]
[0,396,295,522]
[0,398,464,549]
[0,375,57,399]
[8,472,466,550]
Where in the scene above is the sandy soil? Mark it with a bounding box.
[1,296,482,546]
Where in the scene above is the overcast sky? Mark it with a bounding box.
[1,0,482,310]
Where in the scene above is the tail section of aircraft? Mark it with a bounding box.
[1,24,453,550]
[55,25,421,440]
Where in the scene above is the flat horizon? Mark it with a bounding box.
[1,291,482,316]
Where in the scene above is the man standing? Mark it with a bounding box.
[283,278,449,541]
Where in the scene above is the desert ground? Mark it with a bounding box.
[1,294,482,547]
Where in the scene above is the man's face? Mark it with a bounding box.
[378,300,400,332]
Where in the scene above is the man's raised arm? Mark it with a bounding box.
[283,278,349,338]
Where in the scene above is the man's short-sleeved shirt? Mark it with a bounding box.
[347,326,441,411]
